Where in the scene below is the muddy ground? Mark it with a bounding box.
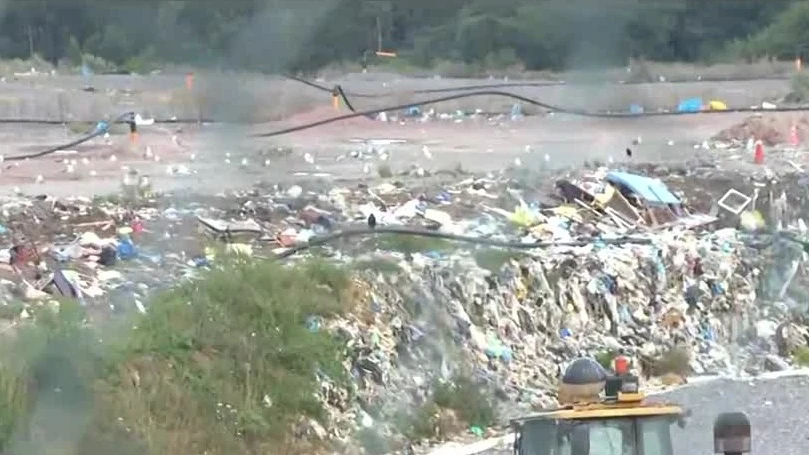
[0,73,790,120]
[0,72,798,199]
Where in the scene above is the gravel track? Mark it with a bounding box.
[469,375,809,455]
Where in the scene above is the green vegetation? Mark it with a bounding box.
[432,376,496,429]
[356,427,391,455]
[473,248,525,273]
[792,345,809,367]
[0,259,355,454]
[395,375,496,442]
[351,258,402,274]
[644,346,693,378]
[3,0,809,74]
[374,234,455,255]
[594,350,618,371]
[789,72,809,102]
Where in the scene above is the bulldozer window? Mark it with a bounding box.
[637,417,675,455]
[517,416,675,455]
[521,416,680,455]
[575,419,636,455]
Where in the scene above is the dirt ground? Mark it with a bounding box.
[0,72,799,199]
[0,73,790,120]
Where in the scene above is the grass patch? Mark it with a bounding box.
[0,259,357,454]
[594,350,618,371]
[0,301,24,320]
[793,346,809,367]
[641,346,692,378]
[104,259,352,453]
[473,249,525,273]
[374,234,455,255]
[432,376,495,429]
[395,374,495,442]
[355,427,390,455]
[398,401,442,441]
[351,258,402,274]
[787,71,809,103]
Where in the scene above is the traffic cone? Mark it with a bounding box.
[754,140,764,164]
[790,124,800,147]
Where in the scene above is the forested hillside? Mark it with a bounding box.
[1,0,808,73]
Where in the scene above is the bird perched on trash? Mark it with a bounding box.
[367,213,377,229]
[625,147,633,158]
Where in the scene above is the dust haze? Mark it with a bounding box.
[0,1,344,452]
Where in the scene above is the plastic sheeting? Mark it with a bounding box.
[605,171,681,205]
[677,97,703,113]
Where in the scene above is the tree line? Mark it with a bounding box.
[1,0,808,73]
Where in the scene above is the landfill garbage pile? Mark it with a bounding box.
[0,164,809,452]
[276,169,809,450]
[322,226,791,448]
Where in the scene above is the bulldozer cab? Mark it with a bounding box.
[511,359,684,455]
[515,357,752,455]
[510,402,682,455]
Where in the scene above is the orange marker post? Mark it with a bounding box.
[753,140,764,164]
[129,122,138,144]
[185,72,195,91]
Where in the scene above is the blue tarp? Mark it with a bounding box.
[606,171,681,205]
[677,97,703,113]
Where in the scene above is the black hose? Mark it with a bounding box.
[272,225,652,259]
[285,74,564,97]
[0,117,212,125]
[284,74,792,97]
[253,88,809,138]
[4,111,135,161]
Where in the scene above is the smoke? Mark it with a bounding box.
[0,302,102,455]
[228,0,338,73]
[556,0,638,70]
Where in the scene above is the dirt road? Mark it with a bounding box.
[0,72,794,198]
[0,73,790,121]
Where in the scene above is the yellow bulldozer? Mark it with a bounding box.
[510,357,751,455]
